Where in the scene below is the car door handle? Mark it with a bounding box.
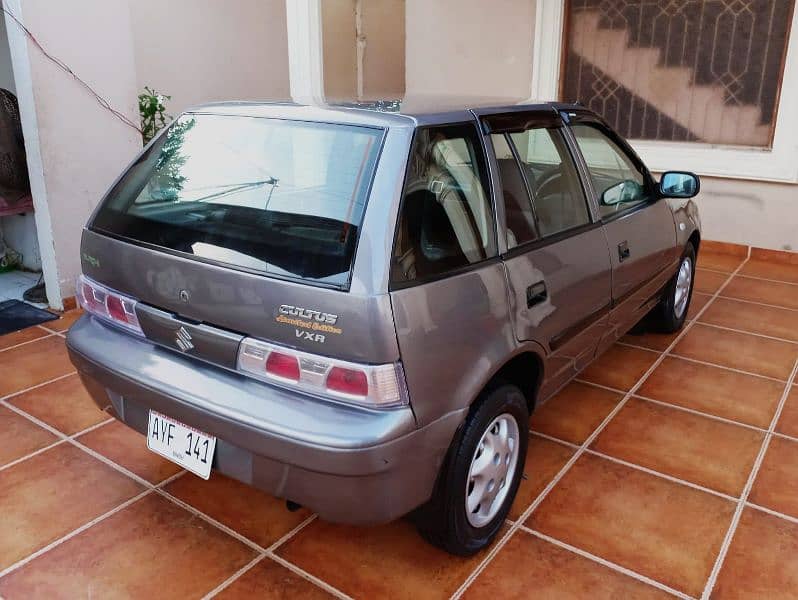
[526,281,548,308]
[618,241,631,262]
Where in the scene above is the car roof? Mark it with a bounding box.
[189,95,584,128]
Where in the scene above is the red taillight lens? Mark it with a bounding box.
[81,281,103,311]
[106,295,127,322]
[237,338,407,408]
[326,366,369,397]
[265,351,301,382]
[77,274,142,335]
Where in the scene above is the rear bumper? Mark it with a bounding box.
[66,315,465,524]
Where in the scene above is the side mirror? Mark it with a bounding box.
[601,179,643,206]
[660,171,700,199]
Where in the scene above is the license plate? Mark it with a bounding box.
[147,410,216,479]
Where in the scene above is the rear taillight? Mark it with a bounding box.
[265,351,301,382]
[77,274,143,335]
[237,337,408,409]
[326,366,369,397]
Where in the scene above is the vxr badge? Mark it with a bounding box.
[175,326,194,352]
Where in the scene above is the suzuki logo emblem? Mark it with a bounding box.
[179,289,190,303]
[175,326,194,352]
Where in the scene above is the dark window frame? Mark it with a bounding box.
[488,125,596,255]
[566,115,660,224]
[389,121,499,290]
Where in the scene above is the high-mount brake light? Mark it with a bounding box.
[77,274,143,335]
[237,338,408,409]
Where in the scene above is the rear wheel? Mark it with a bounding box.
[415,384,528,556]
[651,243,696,333]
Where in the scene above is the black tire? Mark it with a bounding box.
[414,384,528,556]
[651,242,696,333]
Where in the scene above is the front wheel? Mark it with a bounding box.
[415,384,528,556]
[651,243,696,333]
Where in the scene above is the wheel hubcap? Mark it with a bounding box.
[674,256,692,319]
[465,413,520,528]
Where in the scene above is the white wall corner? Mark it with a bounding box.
[529,0,565,102]
[2,0,62,309]
[286,0,325,104]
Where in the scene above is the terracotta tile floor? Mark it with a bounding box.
[2,247,798,599]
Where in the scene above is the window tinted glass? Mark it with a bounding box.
[505,127,589,238]
[92,114,383,288]
[570,124,648,219]
[392,124,494,283]
[491,133,538,248]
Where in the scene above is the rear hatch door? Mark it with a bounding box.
[81,110,399,364]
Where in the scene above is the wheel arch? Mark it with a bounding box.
[477,349,544,415]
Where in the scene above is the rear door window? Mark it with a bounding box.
[91,114,384,288]
[391,123,495,284]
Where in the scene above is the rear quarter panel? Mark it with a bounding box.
[389,261,519,426]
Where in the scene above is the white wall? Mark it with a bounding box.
[0,14,14,93]
[129,0,291,115]
[321,0,405,101]
[0,11,38,271]
[6,0,142,308]
[405,0,535,98]
[693,177,798,252]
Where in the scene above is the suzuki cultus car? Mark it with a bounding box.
[67,98,700,555]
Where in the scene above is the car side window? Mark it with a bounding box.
[392,123,495,284]
[491,133,538,248]
[491,127,590,246]
[570,123,648,219]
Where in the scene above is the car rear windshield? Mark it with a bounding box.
[91,113,384,288]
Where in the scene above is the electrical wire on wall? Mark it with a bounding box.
[1,6,142,134]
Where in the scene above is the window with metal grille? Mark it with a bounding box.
[561,0,795,147]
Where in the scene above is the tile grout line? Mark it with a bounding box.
[529,429,580,450]
[631,393,772,435]
[729,271,798,288]
[700,356,798,599]
[266,553,356,600]
[154,488,267,554]
[745,501,798,526]
[772,430,798,444]
[198,510,349,600]
[199,555,266,600]
[0,439,65,473]
[582,449,740,503]
[531,428,739,504]
[519,526,693,599]
[0,332,56,353]
[0,469,185,581]
[606,348,789,384]
[452,251,751,599]
[0,489,154,579]
[0,416,113,473]
[0,370,78,402]
[157,489,351,600]
[3,392,349,600]
[713,294,798,314]
[691,320,798,345]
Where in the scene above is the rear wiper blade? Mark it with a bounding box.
[180,178,279,204]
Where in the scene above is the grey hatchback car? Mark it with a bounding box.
[67,98,700,555]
